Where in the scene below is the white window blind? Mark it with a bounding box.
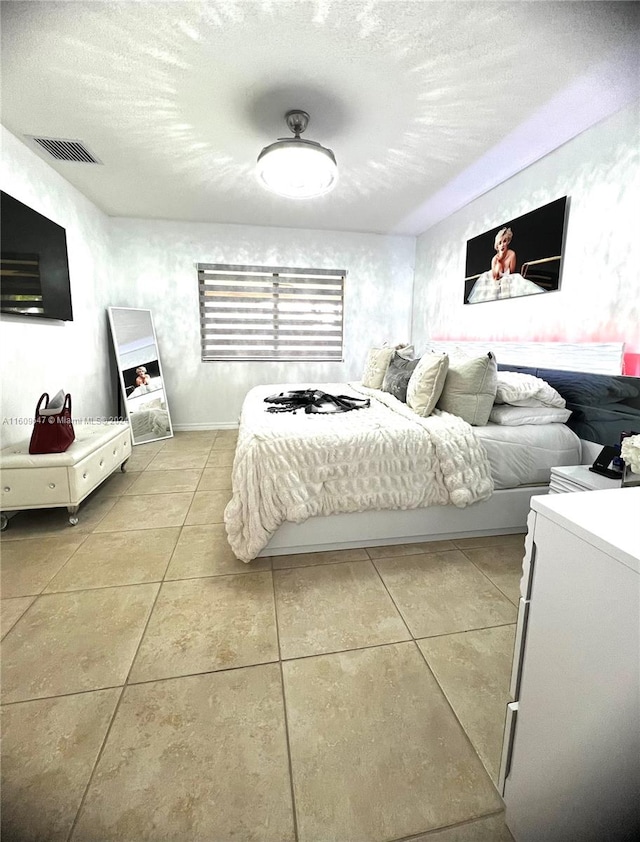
[198,263,346,361]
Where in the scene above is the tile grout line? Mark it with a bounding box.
[0,529,93,625]
[2,604,518,702]
[2,657,285,709]
[272,547,456,572]
[460,547,523,608]
[413,636,502,795]
[366,545,511,796]
[0,595,36,641]
[65,576,166,841]
[270,568,301,842]
[367,557,415,641]
[0,614,519,708]
[25,563,270,597]
[113,656,281,690]
[8,456,514,838]
[38,517,183,598]
[387,807,509,842]
[159,523,183,583]
[414,620,517,642]
[0,682,131,708]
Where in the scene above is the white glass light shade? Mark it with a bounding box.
[256,138,338,199]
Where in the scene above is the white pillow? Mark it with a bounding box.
[395,344,415,360]
[489,405,572,425]
[495,371,565,408]
[406,353,449,416]
[362,347,394,389]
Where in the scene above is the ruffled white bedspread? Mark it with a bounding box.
[224,383,494,562]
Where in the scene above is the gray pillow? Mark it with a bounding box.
[437,352,498,425]
[382,353,420,402]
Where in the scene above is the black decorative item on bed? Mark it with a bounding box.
[264,389,370,414]
[498,364,640,448]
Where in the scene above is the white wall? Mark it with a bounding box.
[411,103,640,365]
[108,219,415,428]
[0,129,115,447]
[7,99,632,442]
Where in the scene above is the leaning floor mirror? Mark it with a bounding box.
[107,307,173,445]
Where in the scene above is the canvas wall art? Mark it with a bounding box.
[464,197,568,304]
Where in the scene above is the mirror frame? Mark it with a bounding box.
[107,306,174,446]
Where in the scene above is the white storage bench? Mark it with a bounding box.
[0,423,131,530]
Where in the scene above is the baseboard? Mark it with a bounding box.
[172,423,239,432]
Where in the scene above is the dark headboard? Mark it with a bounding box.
[499,365,640,448]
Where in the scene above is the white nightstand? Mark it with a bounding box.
[549,464,622,494]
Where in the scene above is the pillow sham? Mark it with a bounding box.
[362,347,394,389]
[395,344,415,360]
[437,352,497,426]
[382,353,420,403]
[489,405,572,426]
[495,371,566,408]
[406,353,449,416]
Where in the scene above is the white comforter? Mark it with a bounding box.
[224,383,494,562]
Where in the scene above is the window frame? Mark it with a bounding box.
[197,262,346,362]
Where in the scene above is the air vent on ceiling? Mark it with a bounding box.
[26,136,102,164]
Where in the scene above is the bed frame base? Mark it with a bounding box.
[258,485,545,557]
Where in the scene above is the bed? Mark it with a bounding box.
[127,381,171,442]
[224,379,581,562]
[130,407,171,439]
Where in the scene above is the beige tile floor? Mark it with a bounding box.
[0,430,520,842]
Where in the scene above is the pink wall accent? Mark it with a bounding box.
[412,105,640,363]
[623,354,640,376]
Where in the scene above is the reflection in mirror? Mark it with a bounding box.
[107,307,173,446]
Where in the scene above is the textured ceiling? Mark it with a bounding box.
[1,0,639,235]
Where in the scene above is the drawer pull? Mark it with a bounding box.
[83,472,88,479]
[113,448,117,455]
[499,701,519,795]
[99,459,104,467]
[49,483,56,489]
[511,598,530,699]
[3,486,10,493]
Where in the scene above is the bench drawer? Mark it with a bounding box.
[68,429,131,501]
[1,467,71,508]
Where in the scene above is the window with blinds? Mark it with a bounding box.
[198,263,346,361]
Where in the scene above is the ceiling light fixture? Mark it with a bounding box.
[256,110,338,199]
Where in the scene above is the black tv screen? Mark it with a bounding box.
[0,191,73,321]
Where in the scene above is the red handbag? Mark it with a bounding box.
[28,392,76,454]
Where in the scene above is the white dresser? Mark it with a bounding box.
[500,488,640,842]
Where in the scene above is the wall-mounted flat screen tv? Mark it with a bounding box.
[0,191,74,321]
